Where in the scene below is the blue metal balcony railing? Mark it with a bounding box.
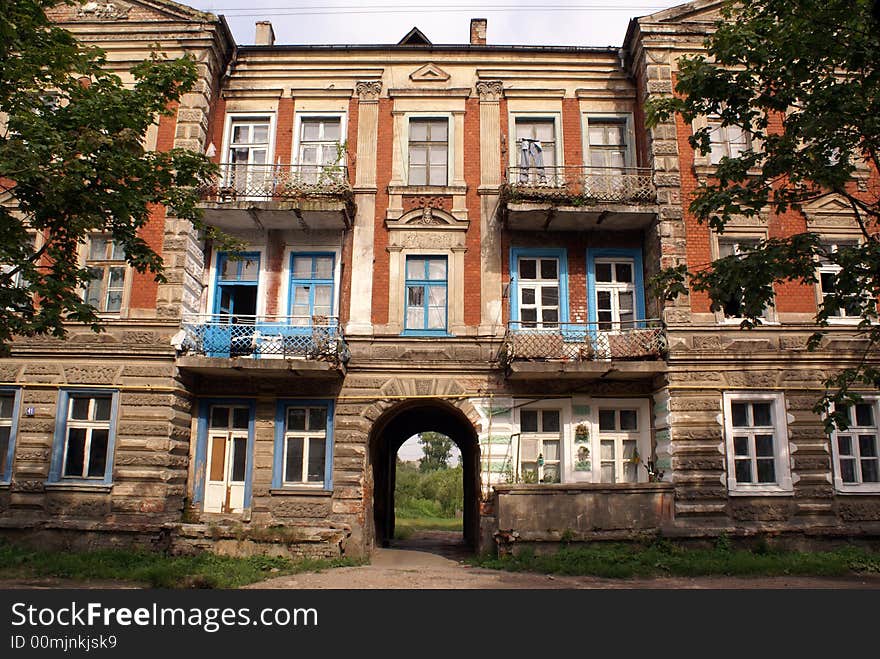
[179,314,348,364]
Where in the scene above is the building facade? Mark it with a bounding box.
[0,0,877,557]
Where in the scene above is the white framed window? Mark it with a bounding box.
[594,259,635,330]
[296,115,344,184]
[597,407,643,483]
[707,115,750,164]
[408,118,448,186]
[516,256,559,328]
[831,398,880,493]
[0,391,19,483]
[83,236,126,313]
[817,238,863,322]
[518,408,562,483]
[585,117,631,170]
[61,394,113,480]
[514,117,557,184]
[715,236,774,323]
[723,392,793,495]
[223,114,274,196]
[282,406,328,486]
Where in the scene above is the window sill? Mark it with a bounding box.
[727,487,793,497]
[269,488,332,497]
[718,318,779,327]
[834,485,880,495]
[44,481,112,493]
[401,330,454,337]
[388,184,467,196]
[0,482,9,490]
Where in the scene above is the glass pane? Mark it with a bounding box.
[240,257,259,281]
[408,165,426,186]
[542,286,558,307]
[600,463,615,483]
[521,308,537,323]
[251,149,267,165]
[87,429,108,478]
[428,285,446,307]
[855,404,874,427]
[407,286,424,307]
[220,256,237,280]
[618,291,634,314]
[623,461,638,483]
[755,434,775,457]
[735,459,752,483]
[541,309,558,324]
[837,435,853,455]
[619,410,637,431]
[756,458,776,483]
[590,151,606,168]
[859,435,878,457]
[429,165,447,186]
[429,120,448,142]
[407,258,425,280]
[323,120,341,141]
[292,257,312,279]
[300,145,318,165]
[409,145,427,165]
[301,120,320,141]
[107,266,125,290]
[232,407,249,430]
[600,440,615,460]
[308,437,325,482]
[210,406,229,429]
[840,458,856,483]
[308,407,327,431]
[409,120,428,142]
[520,410,538,433]
[862,458,879,483]
[93,397,111,421]
[598,410,616,432]
[315,257,333,280]
[595,262,612,282]
[733,436,750,457]
[622,440,637,460]
[405,306,422,329]
[70,397,90,421]
[615,263,633,283]
[541,463,560,483]
[209,437,226,481]
[731,403,748,427]
[293,287,310,308]
[597,290,612,311]
[521,288,535,305]
[248,124,267,143]
[542,440,559,461]
[0,429,9,476]
[109,241,125,261]
[285,437,304,482]
[231,436,247,482]
[542,410,560,433]
[429,147,447,165]
[63,427,87,477]
[540,259,557,280]
[0,395,12,419]
[314,285,332,308]
[287,408,306,431]
[105,289,122,313]
[589,125,606,146]
[428,259,446,280]
[752,403,773,427]
[84,272,103,307]
[89,237,108,260]
[519,259,537,280]
[232,124,248,144]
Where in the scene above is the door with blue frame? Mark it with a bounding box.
[207,252,260,358]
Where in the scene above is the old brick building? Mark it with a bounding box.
[0,0,877,557]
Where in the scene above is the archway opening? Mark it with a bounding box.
[369,401,480,551]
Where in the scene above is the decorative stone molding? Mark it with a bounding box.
[385,207,469,231]
[410,63,450,83]
[475,80,503,102]
[356,80,383,101]
[75,1,130,20]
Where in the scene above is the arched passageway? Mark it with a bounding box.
[369,400,480,550]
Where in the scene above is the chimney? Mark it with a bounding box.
[255,21,275,46]
[470,18,487,46]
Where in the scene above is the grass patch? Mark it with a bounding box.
[471,540,880,579]
[393,515,463,540]
[0,541,361,588]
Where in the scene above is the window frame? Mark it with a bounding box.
[207,248,267,318]
[722,392,793,496]
[705,114,751,165]
[82,235,128,314]
[0,388,22,484]
[509,248,570,329]
[816,237,864,324]
[193,398,256,509]
[831,397,880,493]
[402,255,449,336]
[288,252,336,325]
[712,233,777,324]
[405,115,452,187]
[48,389,120,486]
[292,112,347,180]
[583,114,635,170]
[272,400,335,491]
[517,405,564,484]
[508,111,563,170]
[586,248,646,329]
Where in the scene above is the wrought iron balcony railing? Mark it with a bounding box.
[501,320,666,365]
[505,166,656,204]
[179,314,349,364]
[198,163,352,202]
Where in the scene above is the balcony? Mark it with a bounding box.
[501,166,658,231]
[197,164,354,231]
[176,314,349,377]
[500,320,667,380]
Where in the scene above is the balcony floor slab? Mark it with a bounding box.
[177,355,344,378]
[506,360,667,380]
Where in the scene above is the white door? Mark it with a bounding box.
[594,258,636,358]
[203,406,249,514]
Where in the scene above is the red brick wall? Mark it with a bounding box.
[562,98,583,168]
[371,98,394,325]
[346,97,359,184]
[463,98,482,326]
[339,97,359,326]
[207,96,226,164]
[500,99,509,181]
[129,103,178,311]
[275,97,294,165]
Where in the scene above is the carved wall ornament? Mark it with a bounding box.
[475,80,504,101]
[76,1,130,20]
[385,207,469,231]
[410,63,451,83]
[356,80,383,101]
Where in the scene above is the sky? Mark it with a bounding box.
[398,434,461,465]
[185,1,682,48]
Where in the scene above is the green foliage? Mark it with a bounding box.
[473,541,880,579]
[417,431,455,472]
[0,540,360,588]
[395,459,463,518]
[646,0,880,429]
[0,1,227,347]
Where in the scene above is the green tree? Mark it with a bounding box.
[0,0,222,348]
[418,431,453,472]
[647,0,880,429]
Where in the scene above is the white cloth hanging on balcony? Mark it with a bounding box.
[519,139,545,182]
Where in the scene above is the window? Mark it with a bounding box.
[202,403,251,513]
[0,391,19,483]
[832,399,880,492]
[273,401,334,489]
[517,256,559,329]
[723,393,792,494]
[519,408,561,483]
[226,117,271,194]
[707,115,750,164]
[404,256,447,333]
[515,118,556,183]
[408,119,448,186]
[49,391,118,484]
[290,253,334,326]
[597,408,641,483]
[84,236,126,313]
[716,238,771,321]
[594,259,635,330]
[817,239,862,320]
[298,117,342,184]
[587,118,628,170]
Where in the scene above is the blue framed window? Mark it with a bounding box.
[289,253,335,326]
[48,389,119,485]
[403,256,448,335]
[0,389,21,483]
[213,251,260,316]
[273,400,335,489]
[192,399,255,513]
[509,248,569,329]
[586,248,645,328]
